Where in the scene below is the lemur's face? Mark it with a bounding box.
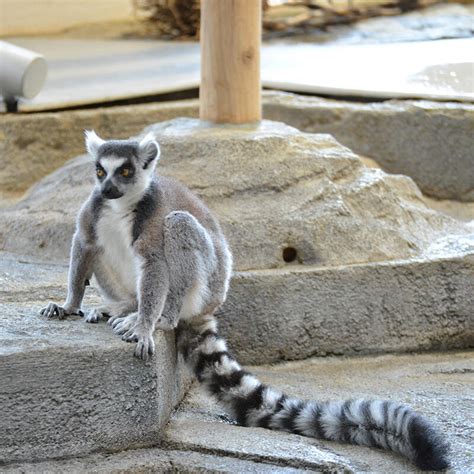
[85,131,160,201]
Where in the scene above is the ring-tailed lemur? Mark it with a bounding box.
[40,131,449,471]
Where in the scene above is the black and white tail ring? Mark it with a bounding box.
[177,320,450,471]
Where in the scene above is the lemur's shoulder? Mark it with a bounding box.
[132,175,221,250]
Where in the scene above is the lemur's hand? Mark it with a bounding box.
[134,334,155,361]
[39,302,83,319]
[120,320,155,361]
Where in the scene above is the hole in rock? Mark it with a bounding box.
[282,247,298,263]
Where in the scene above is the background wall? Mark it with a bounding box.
[0,0,135,36]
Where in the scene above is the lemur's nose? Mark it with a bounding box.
[102,181,123,200]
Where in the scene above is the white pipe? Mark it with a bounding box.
[0,41,47,100]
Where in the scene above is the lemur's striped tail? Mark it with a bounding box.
[177,319,450,471]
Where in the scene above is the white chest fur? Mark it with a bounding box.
[95,205,139,300]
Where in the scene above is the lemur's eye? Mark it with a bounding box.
[96,168,105,178]
[121,168,131,177]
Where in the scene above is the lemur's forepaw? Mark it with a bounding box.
[118,321,155,361]
[107,302,138,326]
[134,335,155,361]
[39,302,83,320]
[85,308,102,324]
[111,313,138,336]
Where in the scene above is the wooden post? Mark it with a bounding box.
[200,0,262,124]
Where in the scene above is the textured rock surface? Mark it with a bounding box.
[264,92,474,202]
[7,351,472,472]
[221,253,474,365]
[0,118,470,273]
[2,92,473,203]
[2,448,309,473]
[1,117,473,467]
[163,351,474,473]
[0,100,199,197]
[0,254,190,464]
[164,418,354,472]
[1,119,472,367]
[2,238,473,370]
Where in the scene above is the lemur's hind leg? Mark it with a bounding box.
[158,211,217,330]
[120,211,216,360]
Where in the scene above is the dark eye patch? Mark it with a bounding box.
[116,163,135,178]
[96,163,106,180]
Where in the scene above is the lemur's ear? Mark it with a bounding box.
[138,133,160,170]
[84,130,105,156]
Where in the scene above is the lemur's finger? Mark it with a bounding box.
[43,303,58,318]
[116,325,130,337]
[122,329,138,343]
[113,324,125,336]
[148,339,155,356]
[111,317,125,329]
[85,309,100,323]
[134,344,142,360]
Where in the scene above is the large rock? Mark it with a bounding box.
[264,92,474,202]
[0,100,199,197]
[3,337,473,471]
[221,252,474,365]
[1,119,472,367]
[0,253,190,464]
[0,118,470,272]
[2,93,473,204]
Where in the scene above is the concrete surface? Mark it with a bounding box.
[162,351,474,473]
[221,252,474,365]
[2,447,310,473]
[6,351,471,472]
[262,38,474,102]
[1,233,473,369]
[2,92,473,203]
[4,38,200,112]
[0,254,190,464]
[1,118,471,271]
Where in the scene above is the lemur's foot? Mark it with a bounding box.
[85,308,103,324]
[107,301,138,326]
[134,334,155,361]
[110,312,138,336]
[39,302,83,319]
[119,320,155,361]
